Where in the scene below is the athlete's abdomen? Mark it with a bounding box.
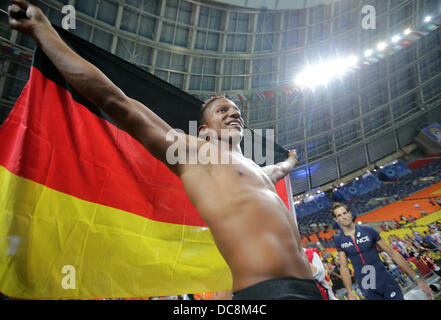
[199,187,313,291]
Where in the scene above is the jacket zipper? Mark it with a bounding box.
[352,236,366,265]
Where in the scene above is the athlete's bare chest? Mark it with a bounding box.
[209,157,274,190]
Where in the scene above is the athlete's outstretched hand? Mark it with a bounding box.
[346,291,357,300]
[8,0,51,38]
[417,278,434,300]
[287,149,297,162]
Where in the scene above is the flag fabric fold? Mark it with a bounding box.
[0,26,290,299]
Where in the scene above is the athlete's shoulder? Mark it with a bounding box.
[334,231,345,244]
[359,224,381,240]
[358,224,377,233]
[334,230,344,239]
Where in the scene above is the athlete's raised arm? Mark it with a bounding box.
[262,150,297,184]
[8,0,195,174]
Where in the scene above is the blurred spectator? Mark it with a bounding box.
[405,245,419,259]
[422,238,437,251]
[423,231,440,249]
[413,231,424,244]
[304,248,337,300]
[328,262,345,292]
[429,228,441,246]
[420,250,441,277]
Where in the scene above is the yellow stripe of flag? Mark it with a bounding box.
[0,165,232,299]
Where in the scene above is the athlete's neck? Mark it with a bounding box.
[216,138,243,154]
[341,223,356,236]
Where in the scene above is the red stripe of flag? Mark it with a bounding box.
[0,67,204,226]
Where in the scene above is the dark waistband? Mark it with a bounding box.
[232,276,324,300]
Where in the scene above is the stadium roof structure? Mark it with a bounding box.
[192,0,335,10]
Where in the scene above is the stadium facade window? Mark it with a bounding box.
[76,1,97,17]
[96,0,118,26]
[419,47,441,82]
[120,7,139,34]
[334,123,363,151]
[422,77,441,101]
[389,65,418,99]
[307,134,333,161]
[362,107,391,137]
[92,27,113,51]
[391,92,420,121]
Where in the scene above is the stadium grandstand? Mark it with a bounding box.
[1,0,441,301]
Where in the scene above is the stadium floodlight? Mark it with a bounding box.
[364,49,373,57]
[295,55,359,89]
[391,34,401,43]
[404,28,412,35]
[377,42,387,51]
[425,16,432,22]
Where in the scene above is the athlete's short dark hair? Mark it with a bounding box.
[329,202,350,218]
[200,95,226,125]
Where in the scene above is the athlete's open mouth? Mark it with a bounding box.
[226,120,243,129]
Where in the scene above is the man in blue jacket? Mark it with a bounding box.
[331,202,434,300]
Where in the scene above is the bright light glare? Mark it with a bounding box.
[295,55,359,88]
[364,49,373,57]
[377,42,387,51]
[425,16,432,22]
[404,28,412,35]
[391,35,401,43]
[347,55,359,66]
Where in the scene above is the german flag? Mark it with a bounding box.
[0,26,293,299]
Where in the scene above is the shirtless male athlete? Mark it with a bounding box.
[8,0,322,300]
